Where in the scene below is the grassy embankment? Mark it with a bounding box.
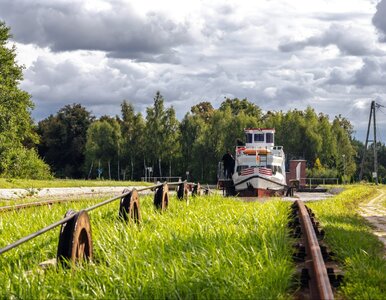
[0,178,153,206]
[0,184,384,299]
[0,194,294,299]
[0,178,152,189]
[306,184,386,299]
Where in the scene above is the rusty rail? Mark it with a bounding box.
[293,200,334,300]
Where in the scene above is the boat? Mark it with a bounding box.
[218,128,287,197]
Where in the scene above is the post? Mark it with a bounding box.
[373,103,378,185]
[342,154,346,185]
[359,101,374,181]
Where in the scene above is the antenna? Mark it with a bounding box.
[359,100,379,184]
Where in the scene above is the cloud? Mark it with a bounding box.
[373,0,386,41]
[279,23,383,56]
[0,0,385,142]
[0,0,192,62]
[353,57,386,86]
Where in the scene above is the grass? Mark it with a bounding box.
[0,194,294,299]
[0,178,152,189]
[306,184,386,300]
[1,184,384,299]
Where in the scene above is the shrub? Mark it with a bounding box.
[306,167,338,178]
[0,147,52,179]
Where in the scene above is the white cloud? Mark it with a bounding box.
[0,0,385,140]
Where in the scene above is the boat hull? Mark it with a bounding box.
[232,174,286,197]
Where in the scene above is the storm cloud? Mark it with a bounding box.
[373,0,386,41]
[279,23,383,56]
[0,0,192,60]
[0,0,385,141]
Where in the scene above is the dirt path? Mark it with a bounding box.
[359,188,386,257]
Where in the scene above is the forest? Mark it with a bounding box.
[1,21,385,184]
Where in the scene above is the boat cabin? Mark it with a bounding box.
[235,128,285,175]
[244,128,275,149]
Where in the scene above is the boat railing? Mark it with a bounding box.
[305,177,339,187]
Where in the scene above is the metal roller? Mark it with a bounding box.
[177,182,189,202]
[192,183,201,197]
[57,210,93,266]
[119,189,141,224]
[154,183,169,210]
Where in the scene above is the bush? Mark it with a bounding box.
[0,147,52,179]
[306,167,339,178]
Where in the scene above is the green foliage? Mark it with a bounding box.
[119,100,145,180]
[262,107,357,178]
[314,158,323,170]
[0,147,51,179]
[306,167,338,179]
[219,97,262,118]
[0,195,293,299]
[85,119,122,179]
[144,91,181,178]
[358,141,386,182]
[37,104,94,178]
[0,21,51,179]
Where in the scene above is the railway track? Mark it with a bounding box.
[289,200,342,300]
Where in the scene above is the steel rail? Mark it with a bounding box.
[0,181,185,255]
[295,200,334,300]
[0,198,92,213]
[0,213,77,255]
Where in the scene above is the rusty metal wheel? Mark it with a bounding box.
[177,182,189,202]
[119,188,141,224]
[192,183,201,197]
[57,210,93,266]
[154,184,169,210]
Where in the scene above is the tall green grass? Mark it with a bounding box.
[306,185,386,299]
[0,195,294,299]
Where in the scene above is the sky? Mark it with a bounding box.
[1,0,386,142]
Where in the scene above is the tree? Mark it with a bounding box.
[144,91,181,178]
[119,100,145,180]
[85,120,122,180]
[219,97,262,118]
[332,117,356,179]
[38,104,94,178]
[0,22,51,178]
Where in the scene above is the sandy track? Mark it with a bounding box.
[359,189,386,257]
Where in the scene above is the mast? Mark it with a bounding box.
[359,100,383,184]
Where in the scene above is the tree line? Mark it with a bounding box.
[1,21,385,183]
[35,95,386,183]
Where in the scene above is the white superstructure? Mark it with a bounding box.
[232,128,286,196]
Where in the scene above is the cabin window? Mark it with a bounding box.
[246,133,253,143]
[266,133,274,143]
[254,133,264,142]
